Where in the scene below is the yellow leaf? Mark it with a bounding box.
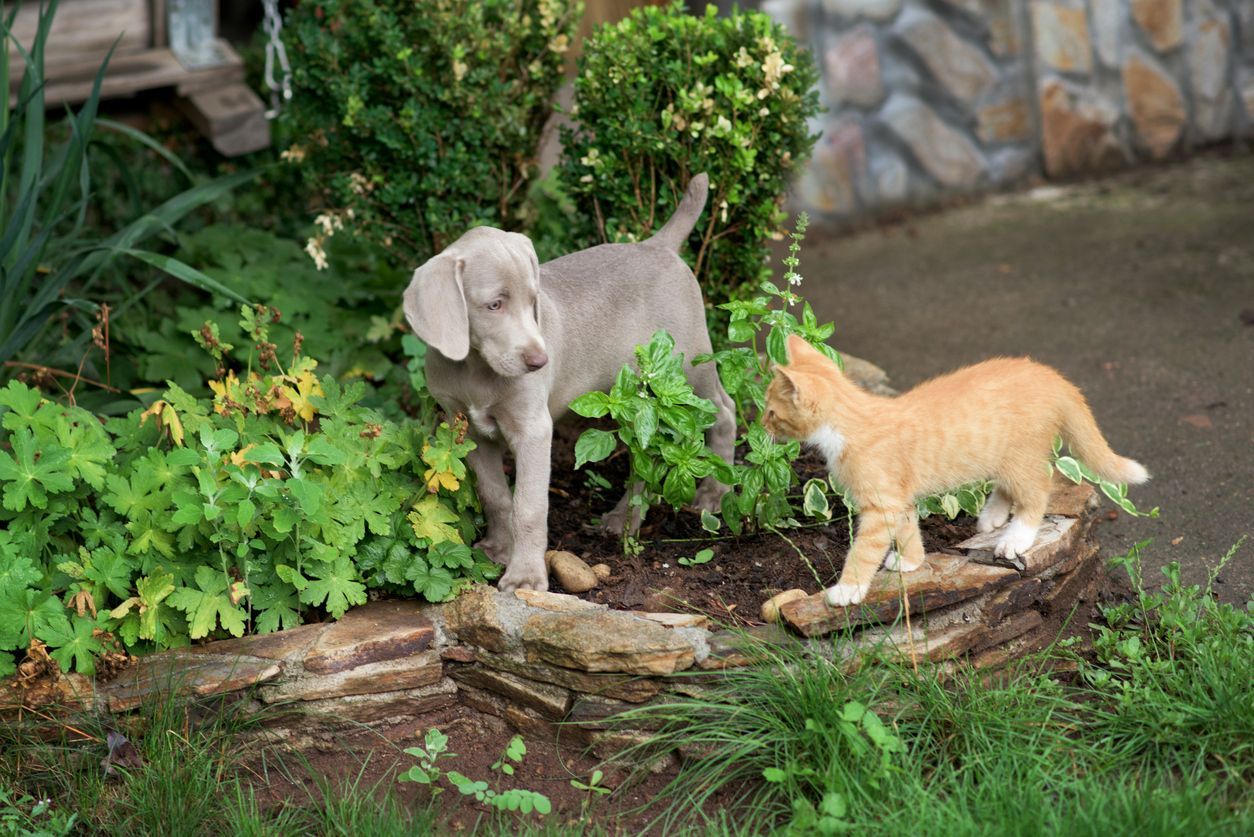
[425,468,460,493]
[279,360,323,423]
[138,400,186,446]
[229,444,257,467]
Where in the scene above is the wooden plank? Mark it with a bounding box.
[5,0,152,71]
[177,81,270,156]
[8,41,243,108]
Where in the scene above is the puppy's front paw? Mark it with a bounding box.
[825,581,870,608]
[497,559,549,593]
[993,520,1037,559]
[691,479,729,514]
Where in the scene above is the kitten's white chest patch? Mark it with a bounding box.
[806,425,846,469]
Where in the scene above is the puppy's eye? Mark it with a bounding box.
[487,300,503,311]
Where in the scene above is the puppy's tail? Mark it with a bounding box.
[1060,386,1149,485]
[647,173,709,252]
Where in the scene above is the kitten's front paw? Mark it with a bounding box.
[825,581,870,608]
[976,495,1011,534]
[993,520,1037,559]
[884,550,924,573]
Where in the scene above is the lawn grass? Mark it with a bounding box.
[3,542,1249,835]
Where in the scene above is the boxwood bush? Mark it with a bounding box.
[283,0,579,266]
[558,2,820,312]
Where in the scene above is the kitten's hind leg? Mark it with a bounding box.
[994,471,1050,560]
[976,487,1013,533]
[884,510,925,573]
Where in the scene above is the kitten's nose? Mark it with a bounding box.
[523,349,548,371]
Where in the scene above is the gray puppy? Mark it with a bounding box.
[403,174,734,592]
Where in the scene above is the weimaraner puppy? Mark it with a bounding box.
[403,174,735,592]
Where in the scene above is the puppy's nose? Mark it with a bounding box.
[523,349,548,371]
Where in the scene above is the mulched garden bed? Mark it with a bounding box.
[543,420,977,621]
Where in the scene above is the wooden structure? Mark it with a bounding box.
[5,0,269,157]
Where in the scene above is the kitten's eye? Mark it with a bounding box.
[487,300,503,311]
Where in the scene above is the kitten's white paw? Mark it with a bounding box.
[885,550,924,573]
[994,519,1037,559]
[825,581,870,608]
[976,494,1012,534]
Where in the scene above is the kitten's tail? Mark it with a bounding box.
[1060,389,1150,485]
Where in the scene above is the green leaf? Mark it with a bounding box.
[803,479,830,520]
[569,390,611,418]
[168,566,250,639]
[762,767,788,783]
[1055,456,1085,484]
[408,495,463,545]
[407,558,456,603]
[766,325,789,366]
[0,428,75,510]
[300,556,366,618]
[574,428,617,469]
[634,401,658,450]
[44,615,106,675]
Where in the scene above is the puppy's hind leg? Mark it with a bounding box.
[692,366,736,513]
[601,481,646,537]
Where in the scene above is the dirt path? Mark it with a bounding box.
[790,150,1254,603]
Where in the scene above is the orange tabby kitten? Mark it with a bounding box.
[764,335,1148,607]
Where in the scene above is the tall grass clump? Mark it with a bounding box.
[603,540,1252,834]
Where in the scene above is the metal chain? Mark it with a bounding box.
[262,0,292,119]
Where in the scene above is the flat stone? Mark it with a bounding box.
[800,117,867,214]
[1092,0,1123,67]
[978,95,1033,144]
[521,610,697,675]
[1038,77,1125,176]
[958,516,1080,576]
[263,679,457,727]
[589,730,676,772]
[859,608,1043,663]
[476,650,661,703]
[761,0,810,41]
[193,621,327,663]
[1045,480,1098,517]
[440,645,477,663]
[632,612,710,629]
[1123,50,1186,157]
[449,664,571,719]
[880,94,987,188]
[824,26,883,108]
[1243,70,1254,134]
[260,650,442,703]
[1131,0,1183,52]
[1187,2,1234,141]
[779,554,1017,638]
[897,7,998,107]
[822,0,902,22]
[303,600,434,674]
[981,577,1044,624]
[443,585,511,652]
[967,610,1044,656]
[700,624,797,670]
[102,651,282,713]
[513,588,603,613]
[1038,543,1103,613]
[1,672,94,713]
[868,147,910,204]
[568,694,659,729]
[1030,1,1092,74]
[938,0,1022,56]
[989,147,1037,182]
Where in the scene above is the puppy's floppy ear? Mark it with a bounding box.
[403,254,469,361]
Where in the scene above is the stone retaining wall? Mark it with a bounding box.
[762,0,1252,220]
[4,484,1107,760]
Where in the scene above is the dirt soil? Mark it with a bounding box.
[543,420,977,622]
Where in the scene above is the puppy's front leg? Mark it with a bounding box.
[496,415,553,592]
[467,438,513,566]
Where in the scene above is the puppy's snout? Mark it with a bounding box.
[523,348,549,372]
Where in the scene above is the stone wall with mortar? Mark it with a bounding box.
[761,0,1252,220]
[5,484,1106,762]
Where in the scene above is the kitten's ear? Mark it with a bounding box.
[785,333,820,363]
[772,366,802,403]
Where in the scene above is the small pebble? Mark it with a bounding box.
[545,550,598,593]
[591,563,612,581]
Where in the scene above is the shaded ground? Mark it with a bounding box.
[790,150,1254,603]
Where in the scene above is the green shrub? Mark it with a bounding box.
[0,308,496,678]
[283,0,579,267]
[559,1,820,312]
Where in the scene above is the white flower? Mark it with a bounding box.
[735,46,754,68]
[580,174,594,183]
[762,52,793,88]
[759,106,770,117]
[580,148,601,167]
[453,59,468,81]
[280,145,306,163]
[714,115,733,136]
[305,237,329,271]
[348,172,371,196]
[719,200,729,223]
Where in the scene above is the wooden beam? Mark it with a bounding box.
[177,81,270,157]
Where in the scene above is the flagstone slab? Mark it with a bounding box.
[521,610,697,675]
[448,664,572,719]
[780,554,1017,638]
[958,516,1080,575]
[102,652,282,713]
[475,650,662,703]
[262,679,457,727]
[260,650,443,703]
[302,600,435,675]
